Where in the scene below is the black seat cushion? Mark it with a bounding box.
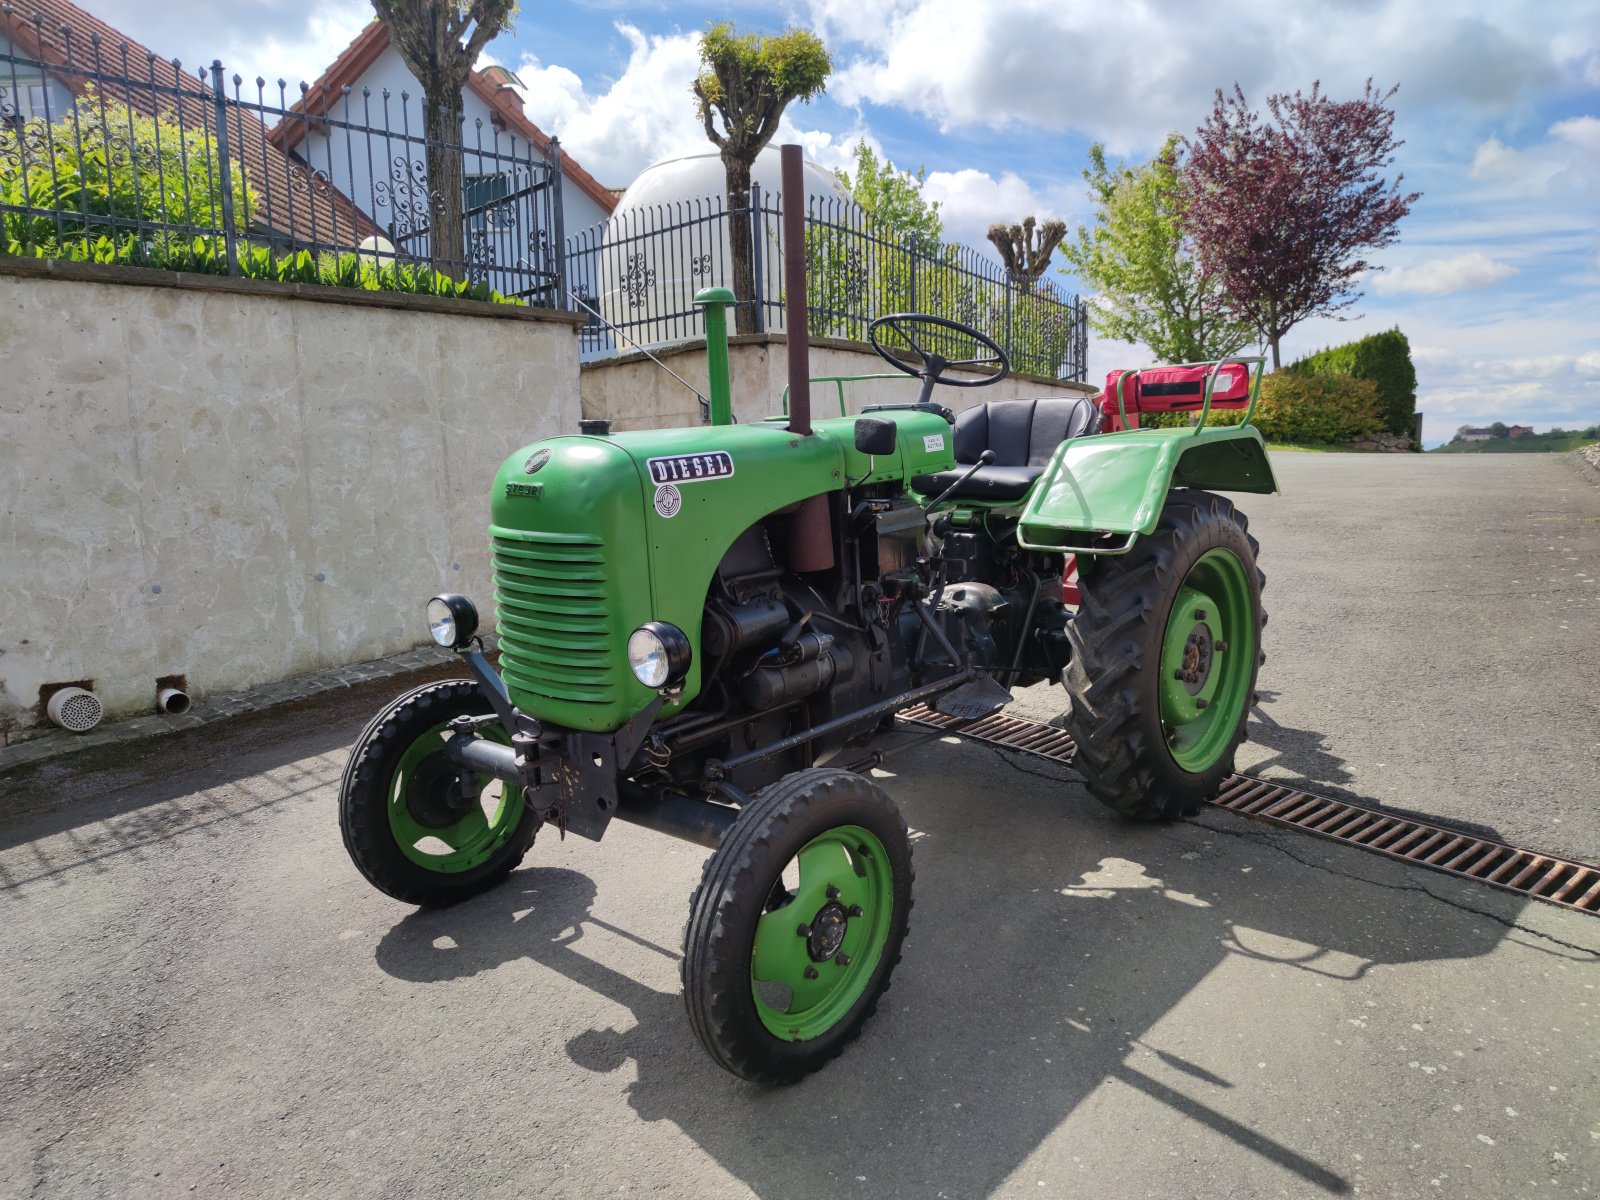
[910,464,1045,501]
[912,396,1100,502]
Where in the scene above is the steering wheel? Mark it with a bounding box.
[867,313,1011,411]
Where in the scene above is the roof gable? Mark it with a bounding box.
[268,21,616,217]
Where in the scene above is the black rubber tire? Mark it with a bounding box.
[681,768,913,1085]
[1060,491,1267,821]
[339,679,539,907]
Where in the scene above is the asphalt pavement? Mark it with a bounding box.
[2,451,1598,1199]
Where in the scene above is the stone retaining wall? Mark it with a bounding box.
[0,260,584,741]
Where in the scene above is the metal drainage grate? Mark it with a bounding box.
[898,703,1600,917]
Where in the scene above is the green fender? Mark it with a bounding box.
[1017,424,1278,554]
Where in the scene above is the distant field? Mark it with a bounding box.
[1432,430,1600,453]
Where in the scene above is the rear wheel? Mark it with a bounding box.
[1061,491,1265,820]
[340,680,539,906]
[682,769,913,1084]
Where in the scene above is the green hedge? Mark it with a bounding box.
[3,233,519,305]
[1290,328,1416,435]
[1252,372,1384,443]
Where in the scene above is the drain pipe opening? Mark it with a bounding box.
[157,687,191,715]
[45,686,104,733]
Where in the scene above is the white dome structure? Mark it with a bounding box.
[595,149,850,342]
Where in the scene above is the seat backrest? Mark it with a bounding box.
[952,396,1102,466]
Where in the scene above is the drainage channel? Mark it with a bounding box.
[898,703,1600,918]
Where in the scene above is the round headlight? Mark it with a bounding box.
[426,594,479,649]
[627,622,691,688]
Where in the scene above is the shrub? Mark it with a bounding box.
[0,89,254,256]
[1290,328,1416,435]
[1249,371,1383,443]
[2,233,519,304]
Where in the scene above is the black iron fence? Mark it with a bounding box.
[1,8,563,304]
[566,183,1089,381]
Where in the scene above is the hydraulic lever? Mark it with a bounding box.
[925,449,996,512]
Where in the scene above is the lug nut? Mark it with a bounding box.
[835,953,851,966]
[796,923,812,938]
[1173,668,1186,680]
[847,904,864,917]
[1195,608,1207,620]
[1215,640,1228,652]
[826,884,840,900]
[803,966,819,980]
[1195,698,1209,710]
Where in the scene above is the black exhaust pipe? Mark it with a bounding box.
[781,143,812,437]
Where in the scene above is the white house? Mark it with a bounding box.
[268,20,616,303]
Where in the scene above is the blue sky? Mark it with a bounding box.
[89,0,1600,441]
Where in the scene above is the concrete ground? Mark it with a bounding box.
[3,452,1598,1199]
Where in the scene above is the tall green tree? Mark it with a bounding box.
[1060,136,1254,365]
[371,0,517,272]
[837,140,942,251]
[692,21,831,334]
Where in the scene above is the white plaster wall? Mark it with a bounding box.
[581,337,1098,432]
[0,271,581,740]
[295,46,610,260]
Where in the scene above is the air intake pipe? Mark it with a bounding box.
[780,143,812,438]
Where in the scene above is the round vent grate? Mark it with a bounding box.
[47,686,104,733]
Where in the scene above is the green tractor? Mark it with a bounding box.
[340,148,1277,1084]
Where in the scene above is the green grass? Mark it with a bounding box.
[1264,442,1366,453]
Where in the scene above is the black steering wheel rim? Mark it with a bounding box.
[866,312,1011,389]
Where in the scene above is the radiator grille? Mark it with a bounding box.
[491,530,617,708]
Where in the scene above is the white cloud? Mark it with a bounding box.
[1469,114,1600,194]
[1371,252,1519,296]
[518,24,707,187]
[87,0,370,91]
[920,168,1073,252]
[807,0,1589,152]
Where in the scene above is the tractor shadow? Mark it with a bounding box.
[372,742,1549,1200]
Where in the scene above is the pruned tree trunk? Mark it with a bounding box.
[424,90,465,273]
[723,154,757,334]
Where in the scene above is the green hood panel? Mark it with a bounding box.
[488,414,957,733]
[1018,425,1278,552]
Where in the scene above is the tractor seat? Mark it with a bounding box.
[911,396,1101,502]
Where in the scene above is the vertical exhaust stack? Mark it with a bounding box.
[780,144,812,437]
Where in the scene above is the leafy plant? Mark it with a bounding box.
[1289,328,1417,436]
[0,89,254,257]
[1061,137,1255,364]
[1235,372,1384,443]
[3,232,515,304]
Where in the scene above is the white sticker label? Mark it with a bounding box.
[1214,373,1234,390]
[653,484,682,519]
[923,433,946,453]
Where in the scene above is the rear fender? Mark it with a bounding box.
[1016,425,1277,554]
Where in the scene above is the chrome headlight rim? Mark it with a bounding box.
[627,621,691,689]
[426,593,479,650]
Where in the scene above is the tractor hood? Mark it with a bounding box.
[488,413,955,733]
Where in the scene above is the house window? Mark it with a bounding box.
[464,172,512,214]
[28,84,49,119]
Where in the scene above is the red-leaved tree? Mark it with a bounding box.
[1183,81,1419,369]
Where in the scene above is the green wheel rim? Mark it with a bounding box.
[750,825,894,1042]
[387,722,523,873]
[1157,547,1255,773]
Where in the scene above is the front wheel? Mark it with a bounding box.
[1060,490,1266,820]
[339,680,539,906]
[682,769,913,1084]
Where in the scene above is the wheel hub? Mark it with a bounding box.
[805,901,850,961]
[404,753,480,829]
[1180,622,1214,694]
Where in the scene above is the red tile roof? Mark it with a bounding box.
[2,0,377,247]
[268,20,617,218]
